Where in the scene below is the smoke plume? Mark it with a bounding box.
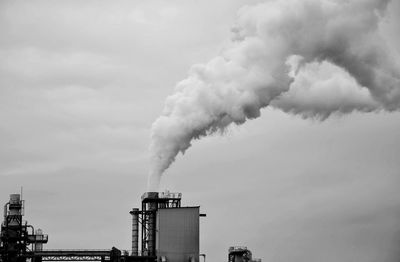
[148,0,400,190]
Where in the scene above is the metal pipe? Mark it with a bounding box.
[27,224,35,235]
[3,203,9,222]
[27,224,36,251]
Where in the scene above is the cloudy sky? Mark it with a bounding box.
[1,0,400,261]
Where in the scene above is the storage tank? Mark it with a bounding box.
[34,229,44,251]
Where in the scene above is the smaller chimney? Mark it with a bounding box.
[129,208,140,256]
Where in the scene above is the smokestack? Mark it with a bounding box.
[130,208,140,256]
[141,192,159,256]
[148,0,400,189]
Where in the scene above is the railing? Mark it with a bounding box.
[39,250,111,252]
[32,249,112,261]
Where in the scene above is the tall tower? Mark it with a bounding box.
[0,194,48,262]
[1,194,25,262]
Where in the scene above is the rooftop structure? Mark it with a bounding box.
[228,246,261,262]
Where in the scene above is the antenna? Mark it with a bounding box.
[21,186,23,200]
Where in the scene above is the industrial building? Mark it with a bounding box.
[132,191,202,262]
[0,191,203,262]
[0,192,261,262]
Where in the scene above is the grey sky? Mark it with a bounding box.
[0,1,400,261]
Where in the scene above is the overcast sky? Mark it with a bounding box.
[1,1,400,261]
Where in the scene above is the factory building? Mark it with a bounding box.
[131,191,202,262]
[0,192,203,262]
[1,192,261,262]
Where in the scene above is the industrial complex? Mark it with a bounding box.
[0,192,260,262]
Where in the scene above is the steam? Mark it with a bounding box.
[148,0,400,190]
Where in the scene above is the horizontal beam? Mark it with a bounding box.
[34,250,111,256]
[30,250,112,261]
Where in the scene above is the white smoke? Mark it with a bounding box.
[271,57,380,119]
[148,0,400,190]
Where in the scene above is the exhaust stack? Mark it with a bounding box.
[129,208,140,256]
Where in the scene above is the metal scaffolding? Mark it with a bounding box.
[139,191,181,257]
[0,194,48,262]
